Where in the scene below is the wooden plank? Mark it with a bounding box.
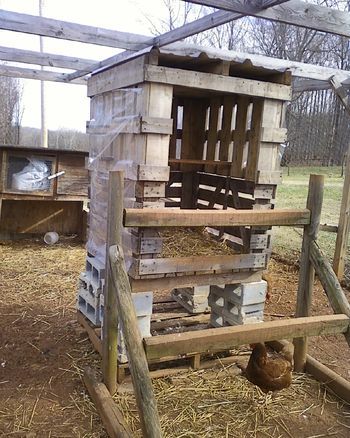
[0,9,151,50]
[77,311,102,355]
[124,207,311,227]
[87,56,146,96]
[206,97,220,161]
[83,367,132,438]
[294,175,324,372]
[185,0,350,41]
[151,314,210,331]
[132,253,266,276]
[245,99,264,181]
[261,127,287,143]
[57,154,88,196]
[310,240,350,347]
[109,245,162,437]
[0,63,85,84]
[130,270,262,292]
[181,99,207,162]
[231,96,249,177]
[102,171,124,394]
[144,314,350,361]
[144,65,291,101]
[219,96,235,162]
[0,45,97,70]
[137,164,170,182]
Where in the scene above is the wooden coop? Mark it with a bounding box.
[81,46,292,371]
[0,145,88,239]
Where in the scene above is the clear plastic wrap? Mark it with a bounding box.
[87,88,143,269]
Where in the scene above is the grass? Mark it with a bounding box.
[272,166,345,266]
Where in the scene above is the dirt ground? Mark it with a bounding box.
[0,240,350,437]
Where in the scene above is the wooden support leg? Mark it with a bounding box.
[294,175,324,372]
[190,354,201,370]
[109,244,162,438]
[102,171,124,395]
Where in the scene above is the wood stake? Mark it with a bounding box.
[294,174,324,372]
[109,244,162,438]
[102,171,124,395]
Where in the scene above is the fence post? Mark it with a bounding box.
[294,174,324,372]
[102,171,124,394]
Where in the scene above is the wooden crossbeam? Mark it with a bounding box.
[0,64,86,84]
[123,207,310,227]
[144,314,350,361]
[0,9,151,50]
[67,0,289,81]
[184,0,350,40]
[0,45,97,70]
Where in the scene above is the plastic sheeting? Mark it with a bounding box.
[87,88,143,268]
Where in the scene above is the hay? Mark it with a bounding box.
[159,227,237,258]
[114,366,350,438]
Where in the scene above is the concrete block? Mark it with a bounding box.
[85,255,105,289]
[225,280,267,306]
[172,288,210,313]
[118,315,152,363]
[79,271,103,297]
[210,311,224,328]
[223,301,264,325]
[77,287,100,326]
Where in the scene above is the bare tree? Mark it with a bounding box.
[0,74,22,145]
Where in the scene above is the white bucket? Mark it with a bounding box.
[44,231,59,245]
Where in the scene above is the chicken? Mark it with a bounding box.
[243,343,293,393]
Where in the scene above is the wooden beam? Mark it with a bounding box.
[184,0,350,41]
[310,240,350,347]
[83,367,132,438]
[124,207,310,228]
[0,45,96,70]
[0,9,151,50]
[109,245,162,437]
[77,311,102,355]
[144,65,291,100]
[0,64,86,84]
[294,175,324,372]
[305,355,350,404]
[144,314,350,362]
[331,75,350,117]
[130,270,262,293]
[68,1,289,80]
[102,171,124,395]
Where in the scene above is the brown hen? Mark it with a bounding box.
[244,343,293,393]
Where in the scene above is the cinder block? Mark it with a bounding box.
[78,271,103,297]
[172,287,210,313]
[118,315,152,363]
[223,301,264,325]
[210,311,224,328]
[85,255,105,289]
[77,287,100,326]
[225,280,267,306]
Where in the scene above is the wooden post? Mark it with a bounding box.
[294,174,324,372]
[109,244,162,438]
[333,153,350,280]
[102,171,124,395]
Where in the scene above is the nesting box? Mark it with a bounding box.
[86,46,291,293]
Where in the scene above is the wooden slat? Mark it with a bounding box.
[206,97,220,161]
[219,96,235,162]
[130,270,262,293]
[144,314,350,361]
[231,96,249,177]
[0,63,85,84]
[132,253,266,276]
[245,99,264,181]
[144,65,291,101]
[124,207,310,227]
[0,8,151,50]
[185,0,350,41]
[0,45,96,70]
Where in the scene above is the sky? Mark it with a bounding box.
[0,0,173,131]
